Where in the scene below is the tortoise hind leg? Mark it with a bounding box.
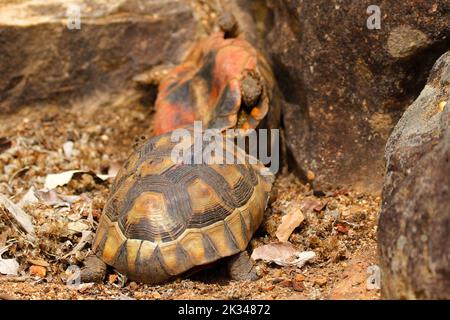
[80,254,107,283]
[226,251,259,281]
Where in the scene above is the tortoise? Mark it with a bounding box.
[135,33,278,136]
[81,14,280,284]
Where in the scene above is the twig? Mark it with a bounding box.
[0,293,18,300]
[0,276,29,282]
[8,166,30,187]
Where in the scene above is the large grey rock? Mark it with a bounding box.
[266,0,450,192]
[0,0,199,113]
[378,51,450,299]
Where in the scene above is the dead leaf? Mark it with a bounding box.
[62,141,74,158]
[252,243,296,261]
[300,197,324,213]
[106,162,121,178]
[44,170,82,189]
[35,189,80,208]
[68,282,95,292]
[0,259,19,276]
[0,193,35,237]
[68,221,90,234]
[96,167,119,181]
[58,194,81,204]
[44,170,117,190]
[17,187,39,208]
[0,247,19,276]
[276,204,305,242]
[251,243,315,268]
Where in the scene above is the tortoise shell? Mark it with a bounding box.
[92,129,273,284]
[153,32,276,136]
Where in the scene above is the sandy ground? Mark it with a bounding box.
[0,95,381,300]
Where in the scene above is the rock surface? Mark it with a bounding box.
[0,0,200,113]
[266,0,450,192]
[378,51,450,299]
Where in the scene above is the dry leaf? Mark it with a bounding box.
[44,170,117,190]
[63,141,75,158]
[300,197,324,213]
[251,243,315,268]
[44,170,82,189]
[68,282,95,292]
[276,205,305,242]
[252,243,297,261]
[68,221,90,234]
[0,247,19,276]
[35,189,80,207]
[0,259,19,276]
[17,187,39,208]
[106,162,121,178]
[0,193,35,237]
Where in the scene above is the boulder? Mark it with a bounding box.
[378,51,450,299]
[266,0,450,192]
[0,0,200,113]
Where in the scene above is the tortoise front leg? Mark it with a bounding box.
[132,63,175,86]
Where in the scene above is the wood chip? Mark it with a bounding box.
[0,276,29,282]
[0,293,18,300]
[27,258,50,267]
[275,204,305,242]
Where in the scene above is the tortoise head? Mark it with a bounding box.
[153,32,274,136]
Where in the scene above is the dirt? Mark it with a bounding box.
[0,95,381,300]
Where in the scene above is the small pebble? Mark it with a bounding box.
[292,280,305,292]
[261,285,275,292]
[314,276,328,286]
[279,279,292,288]
[29,265,47,278]
[294,274,305,282]
[306,170,315,181]
[128,281,139,290]
[336,223,349,234]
